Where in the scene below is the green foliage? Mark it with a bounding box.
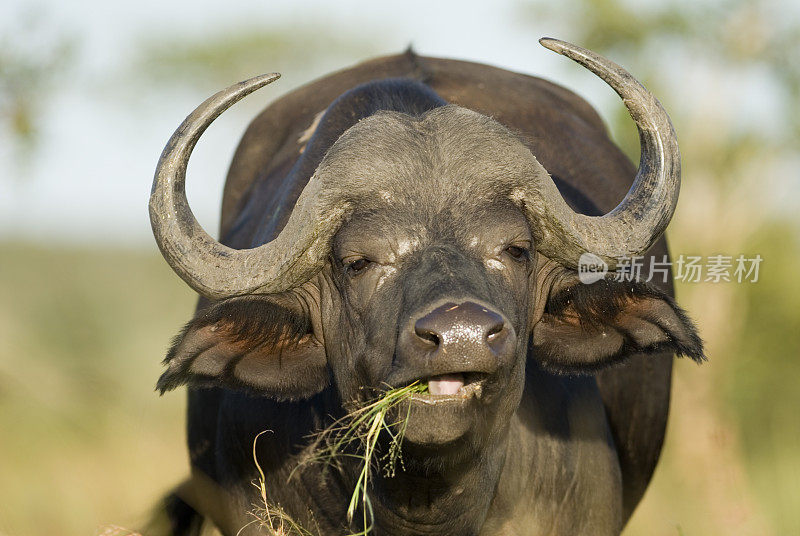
[132,25,381,92]
[0,243,193,535]
[723,225,800,535]
[520,0,800,161]
[0,9,77,168]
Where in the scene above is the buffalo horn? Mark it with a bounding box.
[149,73,349,299]
[529,38,681,268]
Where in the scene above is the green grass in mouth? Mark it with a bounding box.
[302,381,429,535]
[252,382,429,535]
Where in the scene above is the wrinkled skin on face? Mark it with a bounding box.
[278,112,545,533]
[157,83,703,536]
[318,109,537,452]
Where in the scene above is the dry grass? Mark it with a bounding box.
[247,383,427,536]
[241,431,314,536]
[0,243,193,536]
[2,240,797,535]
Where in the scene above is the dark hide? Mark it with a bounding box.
[155,52,703,536]
[534,278,704,373]
[158,295,327,399]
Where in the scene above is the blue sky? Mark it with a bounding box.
[0,0,628,246]
[0,0,795,246]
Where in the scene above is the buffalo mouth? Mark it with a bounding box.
[408,372,486,405]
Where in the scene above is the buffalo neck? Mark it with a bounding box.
[283,419,512,536]
[362,429,510,536]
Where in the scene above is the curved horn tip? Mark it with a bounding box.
[248,72,281,87]
[539,37,572,54]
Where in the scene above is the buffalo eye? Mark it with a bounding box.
[346,258,371,275]
[504,245,530,262]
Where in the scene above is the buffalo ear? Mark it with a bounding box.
[157,295,328,400]
[532,279,704,373]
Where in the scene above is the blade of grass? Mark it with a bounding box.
[294,381,428,535]
[245,430,314,536]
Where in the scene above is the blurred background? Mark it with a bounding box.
[1,0,798,534]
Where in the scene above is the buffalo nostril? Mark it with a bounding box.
[486,323,504,341]
[486,326,509,346]
[414,325,441,347]
[485,321,510,353]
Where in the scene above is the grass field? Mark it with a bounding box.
[0,243,193,535]
[1,240,798,535]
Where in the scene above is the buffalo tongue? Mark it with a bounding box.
[427,373,465,395]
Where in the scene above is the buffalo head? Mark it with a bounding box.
[149,38,703,534]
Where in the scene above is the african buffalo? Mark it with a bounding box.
[149,38,703,536]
